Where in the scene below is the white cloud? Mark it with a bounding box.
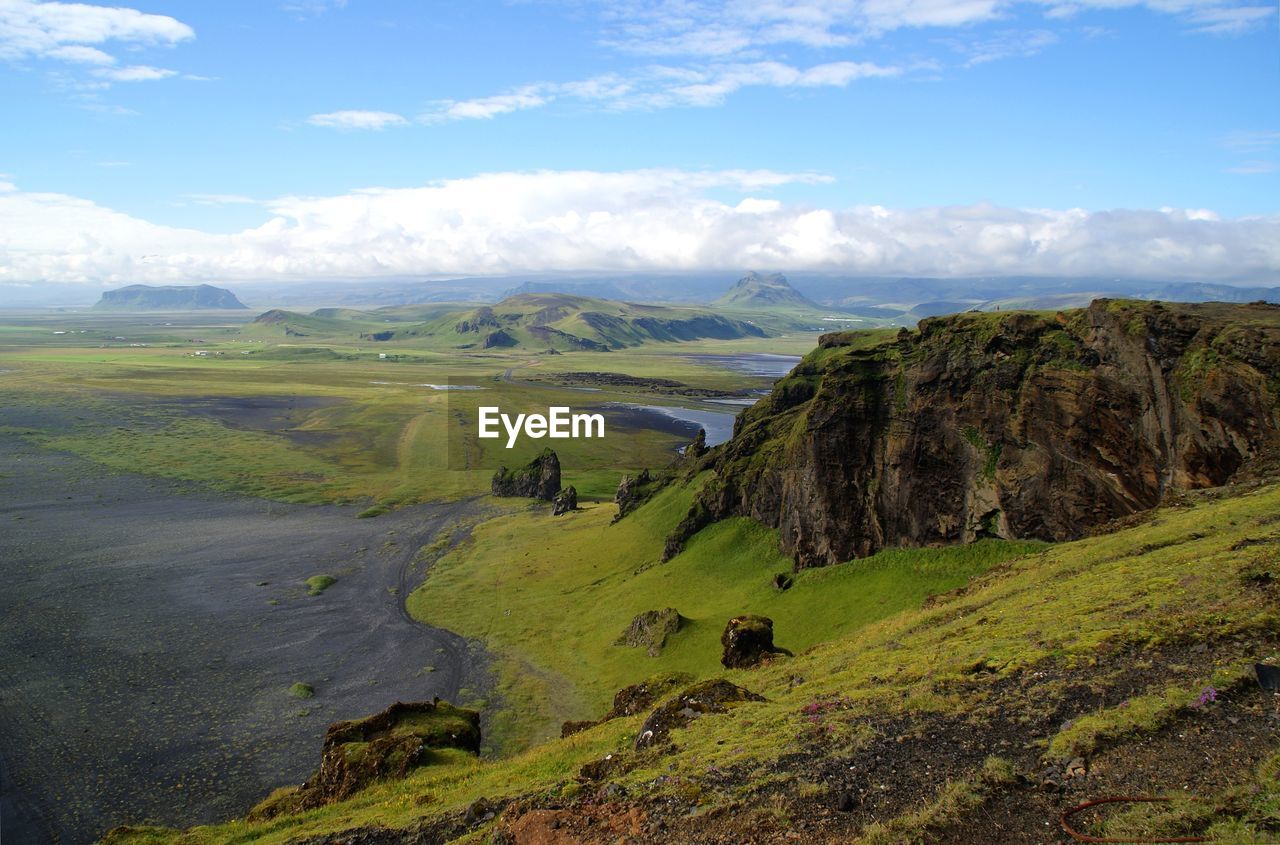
[45,43,113,64]
[1223,130,1280,152]
[417,59,899,123]
[93,64,175,81]
[181,193,260,206]
[281,0,347,16]
[1225,161,1277,175]
[952,28,1059,65]
[307,109,410,130]
[423,88,550,123]
[591,0,1274,56]
[0,170,1276,286]
[0,0,193,63]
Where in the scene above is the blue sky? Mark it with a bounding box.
[0,0,1277,287]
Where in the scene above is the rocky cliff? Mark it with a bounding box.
[671,300,1280,569]
[491,448,561,501]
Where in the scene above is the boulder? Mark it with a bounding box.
[615,608,683,657]
[720,615,788,669]
[605,672,693,718]
[492,448,561,501]
[252,699,481,817]
[634,679,764,750]
[613,468,652,521]
[686,428,708,459]
[559,672,692,738]
[552,485,578,515]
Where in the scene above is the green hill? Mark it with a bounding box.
[714,272,820,310]
[243,293,769,352]
[92,284,248,311]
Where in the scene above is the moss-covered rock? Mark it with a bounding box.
[615,608,683,657]
[560,672,694,738]
[552,485,577,515]
[720,614,788,669]
[677,300,1280,568]
[491,448,561,501]
[253,699,481,818]
[634,679,765,750]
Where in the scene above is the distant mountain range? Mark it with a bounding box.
[246,292,767,352]
[6,273,1276,313]
[92,284,248,311]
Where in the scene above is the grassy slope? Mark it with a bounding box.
[108,480,1280,845]
[407,482,1042,748]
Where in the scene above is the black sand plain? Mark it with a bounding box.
[0,427,486,844]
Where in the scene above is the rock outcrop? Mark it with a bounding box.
[615,608,683,657]
[613,468,653,521]
[720,615,787,669]
[491,448,561,501]
[560,672,692,738]
[634,679,764,750]
[249,699,481,819]
[671,300,1280,569]
[552,485,578,515]
[685,428,708,459]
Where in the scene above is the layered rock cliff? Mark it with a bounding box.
[672,300,1280,569]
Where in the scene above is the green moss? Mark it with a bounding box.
[289,682,315,699]
[305,574,337,595]
[1048,667,1253,759]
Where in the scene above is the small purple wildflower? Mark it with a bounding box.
[1192,686,1218,708]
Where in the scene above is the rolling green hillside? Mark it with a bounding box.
[241,293,770,352]
[104,476,1280,845]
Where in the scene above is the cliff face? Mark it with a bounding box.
[682,300,1280,569]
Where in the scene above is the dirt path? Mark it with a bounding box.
[0,433,488,845]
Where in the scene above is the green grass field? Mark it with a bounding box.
[0,308,820,506]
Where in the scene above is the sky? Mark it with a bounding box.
[0,0,1277,292]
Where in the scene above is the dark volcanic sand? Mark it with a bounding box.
[0,435,486,845]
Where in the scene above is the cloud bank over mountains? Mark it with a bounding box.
[1,169,1276,286]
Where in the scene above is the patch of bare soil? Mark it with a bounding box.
[489,635,1279,845]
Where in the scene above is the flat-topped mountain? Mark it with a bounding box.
[93,284,248,311]
[714,272,820,310]
[671,299,1280,568]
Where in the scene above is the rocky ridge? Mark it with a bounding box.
[669,299,1280,568]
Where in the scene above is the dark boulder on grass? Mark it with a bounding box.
[491,448,561,501]
[560,672,693,738]
[615,607,683,657]
[613,468,653,521]
[606,671,693,718]
[634,678,764,750]
[552,485,578,515]
[251,699,481,818]
[721,615,789,669]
